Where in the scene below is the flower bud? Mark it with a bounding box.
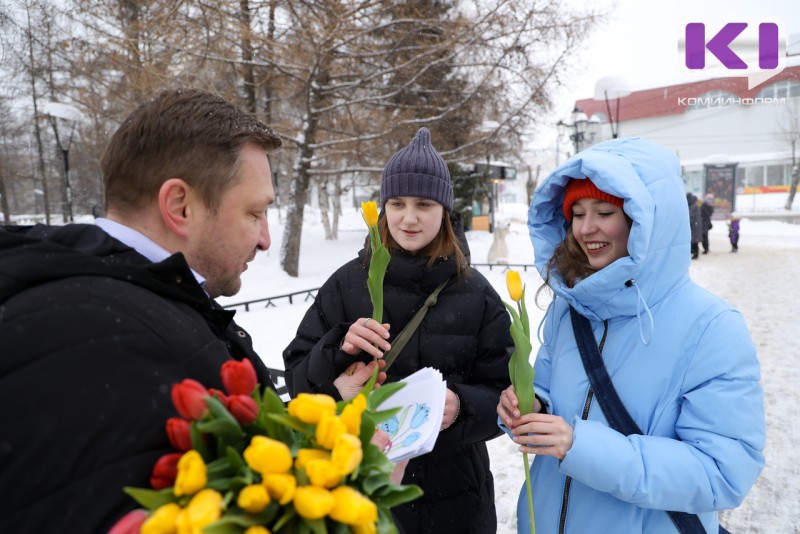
[208,388,230,407]
[329,486,378,526]
[340,394,367,436]
[171,379,210,421]
[108,509,148,534]
[361,201,379,227]
[166,417,192,452]
[305,459,342,488]
[141,503,180,534]
[221,358,258,396]
[245,527,272,534]
[228,395,259,425]
[174,450,207,497]
[293,486,334,520]
[149,452,182,490]
[177,489,222,531]
[295,448,330,470]
[263,473,296,505]
[244,435,292,476]
[506,270,523,302]
[316,413,347,450]
[331,433,363,476]
[237,484,271,514]
[287,393,337,424]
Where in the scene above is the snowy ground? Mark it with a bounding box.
[219,203,800,534]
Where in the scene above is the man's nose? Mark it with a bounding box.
[257,217,271,251]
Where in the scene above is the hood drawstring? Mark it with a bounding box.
[626,279,654,345]
[537,294,558,347]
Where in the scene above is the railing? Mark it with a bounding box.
[223,263,537,313]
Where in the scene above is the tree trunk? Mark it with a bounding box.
[785,163,799,210]
[25,3,51,224]
[0,159,10,224]
[238,0,256,114]
[318,178,333,240]
[280,117,318,277]
[332,174,342,239]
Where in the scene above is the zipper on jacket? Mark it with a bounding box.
[558,320,608,534]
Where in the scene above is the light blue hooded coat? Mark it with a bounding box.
[513,137,765,533]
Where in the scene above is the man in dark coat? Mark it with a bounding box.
[701,193,715,254]
[0,89,281,533]
[687,192,701,259]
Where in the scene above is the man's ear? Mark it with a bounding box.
[158,178,194,238]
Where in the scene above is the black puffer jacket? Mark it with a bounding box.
[283,219,513,533]
[0,224,274,533]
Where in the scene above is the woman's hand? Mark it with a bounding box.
[440,389,460,431]
[333,360,386,401]
[497,385,542,428]
[510,413,574,461]
[371,430,408,484]
[341,318,391,359]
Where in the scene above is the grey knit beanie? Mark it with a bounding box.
[380,127,453,211]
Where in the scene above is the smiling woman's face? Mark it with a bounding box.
[569,197,630,270]
[384,196,444,254]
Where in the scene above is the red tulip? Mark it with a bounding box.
[208,388,230,407]
[221,358,258,396]
[108,509,148,534]
[228,394,259,425]
[166,417,192,452]
[150,452,182,490]
[171,379,209,420]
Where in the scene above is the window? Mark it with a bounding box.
[745,166,764,187]
[687,90,738,110]
[755,80,800,100]
[766,164,784,186]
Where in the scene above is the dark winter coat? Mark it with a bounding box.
[283,219,513,534]
[0,224,275,533]
[701,201,714,232]
[687,193,701,243]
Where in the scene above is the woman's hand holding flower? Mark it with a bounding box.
[341,318,392,358]
[334,361,386,400]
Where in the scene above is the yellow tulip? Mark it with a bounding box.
[287,393,337,425]
[316,412,347,450]
[295,448,330,470]
[243,435,292,476]
[506,270,523,302]
[331,433,363,476]
[244,527,271,534]
[237,484,271,514]
[293,486,335,519]
[305,459,342,488]
[329,486,378,526]
[361,201,379,227]
[263,473,297,505]
[141,503,181,534]
[340,394,367,436]
[352,523,377,534]
[176,489,222,534]
[174,450,207,497]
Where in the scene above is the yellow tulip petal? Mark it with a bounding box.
[174,450,207,497]
[331,433,363,476]
[237,484,271,514]
[141,503,181,534]
[506,270,523,302]
[287,393,337,424]
[244,435,292,476]
[293,486,335,519]
[263,473,297,505]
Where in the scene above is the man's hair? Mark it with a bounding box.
[101,89,282,216]
[377,210,469,275]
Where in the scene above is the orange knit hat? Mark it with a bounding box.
[562,178,624,220]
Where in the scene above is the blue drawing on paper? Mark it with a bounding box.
[379,402,431,453]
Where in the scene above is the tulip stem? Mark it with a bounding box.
[523,452,535,534]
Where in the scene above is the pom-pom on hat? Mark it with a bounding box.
[562,178,624,221]
[380,127,453,211]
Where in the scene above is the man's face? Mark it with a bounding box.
[188,143,274,298]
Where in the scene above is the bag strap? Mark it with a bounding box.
[382,277,450,371]
[569,306,709,534]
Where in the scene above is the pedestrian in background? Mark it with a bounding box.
[687,192,701,259]
[701,193,715,254]
[729,218,741,252]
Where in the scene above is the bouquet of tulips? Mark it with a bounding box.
[110,359,421,534]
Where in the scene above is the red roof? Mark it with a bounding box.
[575,65,800,122]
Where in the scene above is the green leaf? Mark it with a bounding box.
[519,286,531,339]
[190,421,211,461]
[302,517,327,534]
[373,484,424,508]
[225,446,247,475]
[272,508,297,532]
[123,487,176,510]
[503,301,536,415]
[260,388,292,442]
[367,229,391,324]
[266,413,314,435]
[366,381,405,411]
[197,417,244,442]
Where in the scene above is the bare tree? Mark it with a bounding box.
[782,100,800,210]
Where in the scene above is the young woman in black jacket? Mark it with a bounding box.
[283,128,513,533]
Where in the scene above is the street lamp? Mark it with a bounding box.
[557,106,599,155]
[42,101,82,223]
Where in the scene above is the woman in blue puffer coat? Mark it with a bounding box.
[497,137,765,533]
